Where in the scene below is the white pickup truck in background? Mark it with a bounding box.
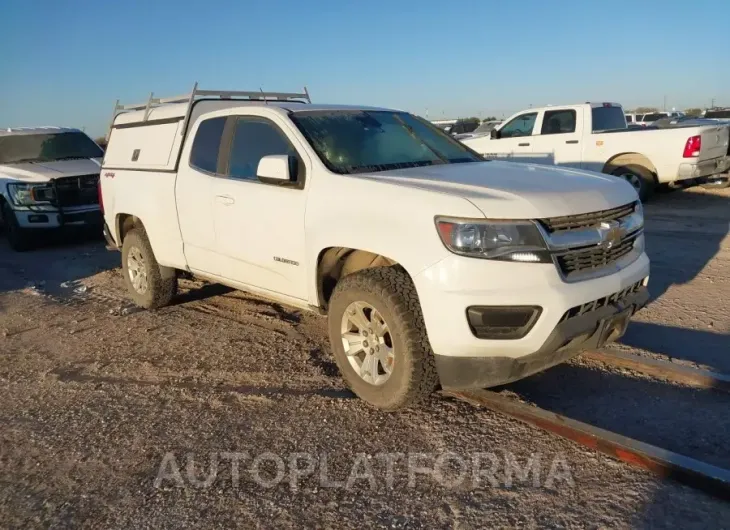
[462,103,730,201]
[0,127,104,250]
[100,86,650,410]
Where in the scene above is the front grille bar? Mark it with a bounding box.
[535,201,642,280]
[555,235,637,277]
[540,202,637,233]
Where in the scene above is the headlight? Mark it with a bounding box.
[7,183,55,205]
[435,217,550,262]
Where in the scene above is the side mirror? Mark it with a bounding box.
[257,155,293,184]
[490,128,501,139]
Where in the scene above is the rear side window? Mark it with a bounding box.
[591,107,627,132]
[190,117,226,173]
[541,110,576,135]
[625,115,634,123]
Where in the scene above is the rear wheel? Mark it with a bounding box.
[121,228,177,309]
[612,164,656,202]
[1,202,34,251]
[327,267,439,410]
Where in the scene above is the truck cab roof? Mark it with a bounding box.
[0,126,82,137]
[519,102,623,115]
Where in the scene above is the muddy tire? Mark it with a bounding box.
[327,266,438,410]
[121,228,177,309]
[611,165,656,202]
[1,202,34,252]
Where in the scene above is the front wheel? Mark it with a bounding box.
[121,228,177,309]
[1,202,34,251]
[612,165,656,202]
[327,267,439,410]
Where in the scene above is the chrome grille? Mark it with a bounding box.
[53,174,100,207]
[540,202,637,233]
[555,235,637,277]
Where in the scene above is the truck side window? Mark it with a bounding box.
[228,118,299,181]
[540,110,576,135]
[189,117,226,173]
[499,112,537,138]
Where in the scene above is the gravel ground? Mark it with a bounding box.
[0,187,728,528]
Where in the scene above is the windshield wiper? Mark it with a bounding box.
[53,155,88,161]
[347,161,439,174]
[392,114,449,164]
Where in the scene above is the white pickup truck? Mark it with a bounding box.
[0,127,104,250]
[100,86,650,410]
[462,103,730,201]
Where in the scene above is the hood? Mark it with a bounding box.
[0,158,102,183]
[361,161,638,219]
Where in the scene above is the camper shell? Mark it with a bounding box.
[104,84,311,173]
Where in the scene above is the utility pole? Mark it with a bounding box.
[711,98,715,109]
[663,95,666,111]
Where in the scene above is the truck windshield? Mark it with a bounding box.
[591,107,627,132]
[290,110,482,174]
[0,132,103,164]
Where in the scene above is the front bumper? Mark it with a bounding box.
[413,247,650,388]
[435,287,649,389]
[13,206,102,229]
[675,155,730,182]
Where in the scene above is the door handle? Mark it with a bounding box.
[518,142,530,147]
[565,140,579,144]
[215,195,235,206]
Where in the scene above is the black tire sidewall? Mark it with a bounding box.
[2,203,32,251]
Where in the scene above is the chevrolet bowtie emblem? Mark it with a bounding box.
[597,220,623,250]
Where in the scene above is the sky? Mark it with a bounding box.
[1,0,728,138]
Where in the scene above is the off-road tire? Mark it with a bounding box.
[121,228,177,309]
[328,266,439,410]
[611,164,656,202]
[1,202,34,251]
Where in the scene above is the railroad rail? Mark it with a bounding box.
[581,349,730,393]
[445,389,730,501]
